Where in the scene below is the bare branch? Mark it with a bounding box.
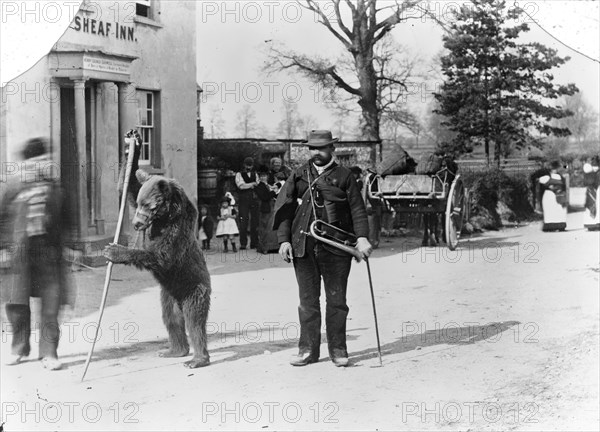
[301,0,352,49]
[333,0,354,40]
[343,0,357,14]
[411,3,452,34]
[373,0,425,42]
[377,76,409,91]
[367,0,377,32]
[328,66,362,95]
[265,45,361,96]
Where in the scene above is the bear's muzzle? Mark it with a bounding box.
[133,208,153,230]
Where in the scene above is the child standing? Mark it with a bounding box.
[215,195,239,252]
[198,205,214,250]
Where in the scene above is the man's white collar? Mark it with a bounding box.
[313,157,335,174]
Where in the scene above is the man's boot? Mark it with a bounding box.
[5,304,31,364]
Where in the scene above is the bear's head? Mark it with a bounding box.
[131,170,186,231]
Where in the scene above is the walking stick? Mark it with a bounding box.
[81,132,138,382]
[365,258,383,366]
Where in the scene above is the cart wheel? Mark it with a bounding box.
[445,176,466,250]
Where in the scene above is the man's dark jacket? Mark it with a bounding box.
[272,161,369,258]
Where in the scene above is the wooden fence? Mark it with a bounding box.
[456,158,541,174]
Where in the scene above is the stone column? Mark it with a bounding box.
[94,84,105,234]
[72,78,88,239]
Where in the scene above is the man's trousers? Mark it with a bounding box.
[238,199,259,248]
[293,237,352,358]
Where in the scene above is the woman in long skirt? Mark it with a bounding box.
[539,160,568,232]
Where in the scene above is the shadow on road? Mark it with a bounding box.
[346,321,521,366]
[58,322,520,373]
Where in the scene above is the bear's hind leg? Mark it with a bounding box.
[182,288,210,368]
[159,288,190,358]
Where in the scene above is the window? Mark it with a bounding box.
[136,0,151,18]
[136,90,159,165]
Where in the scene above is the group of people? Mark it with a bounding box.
[198,156,292,254]
[531,157,600,232]
[2,131,373,371]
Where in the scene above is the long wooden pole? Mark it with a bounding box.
[81,132,137,382]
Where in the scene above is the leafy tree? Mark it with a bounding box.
[434,0,578,164]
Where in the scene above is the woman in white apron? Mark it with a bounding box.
[538,161,568,232]
[583,158,600,230]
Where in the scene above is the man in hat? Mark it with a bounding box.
[0,138,75,370]
[272,130,372,367]
[235,156,260,249]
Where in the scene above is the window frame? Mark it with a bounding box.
[135,0,152,18]
[135,89,161,168]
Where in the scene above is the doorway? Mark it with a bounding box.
[60,83,102,238]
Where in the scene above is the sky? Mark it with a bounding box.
[0,0,84,84]
[196,0,600,139]
[0,1,597,140]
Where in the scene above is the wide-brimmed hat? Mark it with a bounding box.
[304,130,339,148]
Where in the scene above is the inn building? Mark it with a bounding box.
[0,1,197,263]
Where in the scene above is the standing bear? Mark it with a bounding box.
[103,170,211,368]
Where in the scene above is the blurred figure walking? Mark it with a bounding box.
[0,138,75,370]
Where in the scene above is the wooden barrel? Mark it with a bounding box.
[198,168,218,198]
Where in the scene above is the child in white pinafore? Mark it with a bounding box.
[215,195,239,252]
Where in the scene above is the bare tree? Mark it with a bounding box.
[277,100,302,140]
[298,114,318,139]
[235,104,261,138]
[332,109,349,141]
[264,0,425,149]
[207,104,226,139]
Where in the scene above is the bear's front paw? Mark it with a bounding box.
[103,243,130,263]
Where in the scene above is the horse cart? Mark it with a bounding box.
[366,166,470,250]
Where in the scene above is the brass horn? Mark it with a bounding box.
[301,220,363,261]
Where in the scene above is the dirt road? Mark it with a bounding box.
[1,212,598,431]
